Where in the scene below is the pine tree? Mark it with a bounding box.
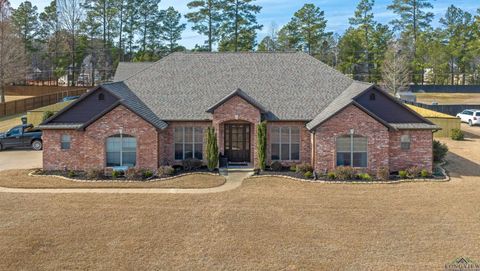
[11,1,38,54]
[185,0,222,52]
[39,0,59,83]
[123,0,139,59]
[137,0,161,54]
[218,0,262,52]
[161,7,186,54]
[348,0,374,80]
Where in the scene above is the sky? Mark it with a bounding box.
[10,0,480,49]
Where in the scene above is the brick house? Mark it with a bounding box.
[40,52,439,173]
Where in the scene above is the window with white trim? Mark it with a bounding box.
[271,127,300,161]
[106,134,137,167]
[336,135,367,167]
[175,127,203,160]
[400,135,411,150]
[61,134,71,150]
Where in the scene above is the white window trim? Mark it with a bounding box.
[335,134,368,168]
[60,134,71,150]
[174,127,203,160]
[271,126,301,161]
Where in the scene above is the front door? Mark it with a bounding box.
[224,124,251,163]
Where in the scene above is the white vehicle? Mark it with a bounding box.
[456,109,480,126]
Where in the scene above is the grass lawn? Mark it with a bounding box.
[0,124,479,270]
[0,170,226,189]
[4,95,34,102]
[0,114,23,132]
[416,92,480,105]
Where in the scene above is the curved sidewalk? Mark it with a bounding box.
[0,172,251,194]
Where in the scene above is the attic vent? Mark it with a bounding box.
[369,93,376,101]
[98,93,105,101]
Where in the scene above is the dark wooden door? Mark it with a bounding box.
[224,124,250,163]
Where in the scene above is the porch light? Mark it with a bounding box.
[350,129,355,135]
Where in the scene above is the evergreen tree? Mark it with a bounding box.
[39,0,60,83]
[218,0,262,52]
[185,0,222,52]
[123,0,139,59]
[161,7,186,54]
[11,1,39,53]
[348,0,374,80]
[277,21,301,51]
[137,0,161,53]
[288,4,331,56]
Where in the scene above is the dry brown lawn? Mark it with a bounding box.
[4,95,34,102]
[416,92,480,105]
[0,170,226,189]
[0,125,479,270]
[0,114,23,132]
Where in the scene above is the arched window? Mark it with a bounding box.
[106,134,137,167]
[336,134,367,167]
[98,93,105,101]
[369,93,376,101]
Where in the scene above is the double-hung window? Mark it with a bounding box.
[400,135,411,150]
[175,127,203,160]
[106,134,137,167]
[61,134,71,150]
[271,127,300,161]
[336,135,367,167]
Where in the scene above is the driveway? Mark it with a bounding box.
[0,150,42,170]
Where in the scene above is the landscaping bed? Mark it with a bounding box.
[0,169,226,189]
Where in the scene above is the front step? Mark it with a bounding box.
[219,167,254,176]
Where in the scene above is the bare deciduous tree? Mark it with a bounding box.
[0,0,26,103]
[57,0,84,86]
[382,43,410,95]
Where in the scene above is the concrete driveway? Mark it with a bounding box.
[0,150,42,171]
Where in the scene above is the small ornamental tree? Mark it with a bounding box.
[206,127,219,171]
[256,121,267,170]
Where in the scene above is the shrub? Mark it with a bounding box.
[335,166,356,180]
[206,127,219,171]
[142,169,154,179]
[406,166,421,178]
[420,169,431,178]
[358,173,372,181]
[253,168,261,175]
[270,161,283,171]
[112,170,122,179]
[290,165,297,172]
[296,163,314,174]
[182,158,203,171]
[256,121,267,170]
[450,128,464,141]
[158,166,175,177]
[327,172,336,180]
[398,170,408,179]
[42,110,55,122]
[304,171,313,179]
[86,169,103,180]
[125,168,142,180]
[376,167,390,181]
[433,140,448,162]
[67,170,76,178]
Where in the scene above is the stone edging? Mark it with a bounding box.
[249,163,450,184]
[28,171,222,183]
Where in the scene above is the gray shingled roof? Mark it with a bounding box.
[122,52,355,121]
[306,81,373,130]
[39,123,83,129]
[114,62,154,81]
[390,123,440,130]
[101,82,168,129]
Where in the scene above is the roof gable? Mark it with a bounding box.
[206,88,267,113]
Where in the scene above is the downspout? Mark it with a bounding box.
[311,130,316,171]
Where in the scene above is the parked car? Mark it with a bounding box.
[0,124,43,151]
[456,109,480,126]
[61,95,80,102]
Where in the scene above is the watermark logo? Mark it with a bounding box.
[445,257,480,271]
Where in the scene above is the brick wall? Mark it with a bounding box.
[313,105,390,173]
[266,121,311,166]
[159,121,212,166]
[43,105,159,171]
[211,95,261,167]
[389,130,433,172]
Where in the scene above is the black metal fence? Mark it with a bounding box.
[402,100,480,116]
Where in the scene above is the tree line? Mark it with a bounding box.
[0,0,480,100]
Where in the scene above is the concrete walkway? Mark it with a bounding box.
[0,172,252,194]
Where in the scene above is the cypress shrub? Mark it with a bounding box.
[256,121,267,170]
[206,127,219,171]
